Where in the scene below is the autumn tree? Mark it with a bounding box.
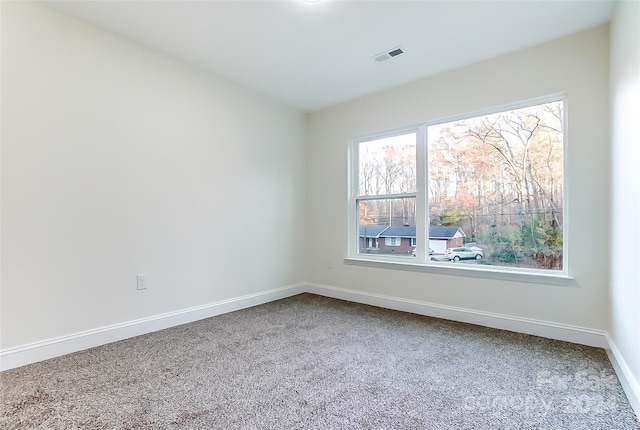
[428,101,564,268]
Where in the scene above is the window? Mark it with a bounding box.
[354,131,418,257]
[350,96,566,275]
[385,237,402,246]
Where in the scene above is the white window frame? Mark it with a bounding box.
[348,127,424,259]
[346,94,572,285]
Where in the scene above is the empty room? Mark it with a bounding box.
[1,0,639,428]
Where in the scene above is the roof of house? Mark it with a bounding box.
[429,226,467,239]
[358,225,390,238]
[359,225,466,239]
[382,226,416,238]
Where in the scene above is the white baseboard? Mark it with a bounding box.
[606,335,640,418]
[0,281,612,371]
[4,281,635,419]
[0,283,305,371]
[304,282,609,348]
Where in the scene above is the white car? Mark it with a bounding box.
[444,247,483,261]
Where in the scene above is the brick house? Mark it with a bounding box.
[358,225,466,255]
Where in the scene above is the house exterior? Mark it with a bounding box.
[358,225,389,252]
[428,226,466,254]
[358,225,466,255]
[379,226,417,255]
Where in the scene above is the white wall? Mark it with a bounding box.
[610,0,640,412]
[1,2,306,349]
[306,26,610,330]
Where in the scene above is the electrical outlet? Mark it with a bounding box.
[137,274,148,290]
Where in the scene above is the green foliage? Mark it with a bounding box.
[521,220,562,251]
[524,219,563,269]
[491,248,519,263]
[439,207,466,226]
[476,219,563,268]
[477,226,522,264]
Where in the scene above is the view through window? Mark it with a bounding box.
[354,98,565,272]
[357,132,417,257]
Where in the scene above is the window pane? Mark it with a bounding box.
[358,197,416,256]
[428,101,564,270]
[358,132,416,196]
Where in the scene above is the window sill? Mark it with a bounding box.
[343,256,574,286]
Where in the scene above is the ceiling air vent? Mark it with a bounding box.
[374,46,404,63]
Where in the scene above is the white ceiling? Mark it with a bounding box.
[45,0,616,112]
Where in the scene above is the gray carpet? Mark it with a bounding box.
[1,293,638,429]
